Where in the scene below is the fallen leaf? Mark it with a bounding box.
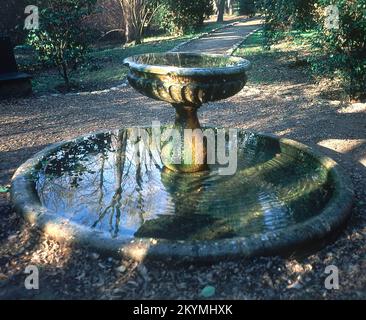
[200,285,215,298]
[0,185,9,193]
[115,265,127,273]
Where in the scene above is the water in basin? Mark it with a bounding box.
[33,128,333,241]
[128,52,245,69]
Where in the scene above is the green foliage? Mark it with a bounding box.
[151,3,176,34]
[154,0,214,35]
[238,0,256,16]
[26,0,97,90]
[311,0,366,99]
[257,0,316,47]
[259,0,366,100]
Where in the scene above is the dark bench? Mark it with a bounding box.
[0,36,32,99]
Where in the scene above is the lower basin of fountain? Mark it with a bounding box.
[11,127,353,262]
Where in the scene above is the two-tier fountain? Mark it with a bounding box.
[11,52,353,261]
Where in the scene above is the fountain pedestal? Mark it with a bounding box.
[161,103,208,173]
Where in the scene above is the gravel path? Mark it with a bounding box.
[176,18,262,54]
[0,22,365,300]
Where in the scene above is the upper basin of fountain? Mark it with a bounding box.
[123,52,250,76]
[123,52,251,105]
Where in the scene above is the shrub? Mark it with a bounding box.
[311,0,366,100]
[26,0,97,90]
[259,0,366,100]
[155,0,213,35]
[238,0,256,16]
[257,0,316,47]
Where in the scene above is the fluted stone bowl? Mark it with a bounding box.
[123,52,250,106]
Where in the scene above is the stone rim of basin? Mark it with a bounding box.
[11,128,353,262]
[123,52,251,76]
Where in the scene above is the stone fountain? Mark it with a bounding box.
[11,52,353,261]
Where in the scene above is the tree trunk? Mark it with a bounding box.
[125,19,140,44]
[217,0,225,23]
[227,0,233,15]
[61,61,70,91]
[121,0,143,45]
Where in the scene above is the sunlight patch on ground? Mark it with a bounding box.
[338,103,366,114]
[238,19,264,27]
[235,85,262,97]
[275,128,293,136]
[318,139,366,155]
[360,156,366,167]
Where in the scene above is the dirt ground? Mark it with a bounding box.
[1,25,366,299]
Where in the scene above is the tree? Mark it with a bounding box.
[216,0,226,22]
[119,0,162,44]
[226,0,234,15]
[27,0,97,90]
